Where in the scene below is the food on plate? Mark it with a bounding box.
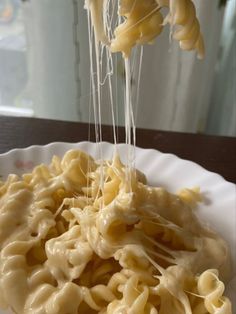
[0,150,232,313]
[0,1,227,313]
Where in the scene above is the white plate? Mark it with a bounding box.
[0,141,235,313]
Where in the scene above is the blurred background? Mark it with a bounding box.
[0,0,235,136]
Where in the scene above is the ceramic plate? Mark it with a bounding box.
[0,142,235,313]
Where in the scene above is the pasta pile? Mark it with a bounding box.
[0,150,232,314]
[85,0,205,58]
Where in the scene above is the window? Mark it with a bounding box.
[0,0,33,116]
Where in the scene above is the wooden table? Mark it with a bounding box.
[1,116,236,183]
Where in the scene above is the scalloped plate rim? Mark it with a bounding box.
[0,141,235,313]
[0,141,234,187]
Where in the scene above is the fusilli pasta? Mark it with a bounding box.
[0,150,232,313]
[86,0,205,58]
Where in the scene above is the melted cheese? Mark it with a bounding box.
[0,150,232,313]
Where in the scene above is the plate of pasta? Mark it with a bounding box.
[0,141,235,314]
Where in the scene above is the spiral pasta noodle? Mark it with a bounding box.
[0,149,232,313]
[197,270,232,314]
[163,0,205,59]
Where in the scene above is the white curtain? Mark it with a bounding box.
[23,0,82,121]
[23,0,233,135]
[207,0,236,136]
[135,1,224,133]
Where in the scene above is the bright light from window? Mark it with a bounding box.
[0,0,31,116]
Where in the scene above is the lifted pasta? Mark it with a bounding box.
[85,0,205,58]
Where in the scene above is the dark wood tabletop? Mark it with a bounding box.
[1,116,236,183]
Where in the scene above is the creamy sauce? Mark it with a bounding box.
[0,151,232,313]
